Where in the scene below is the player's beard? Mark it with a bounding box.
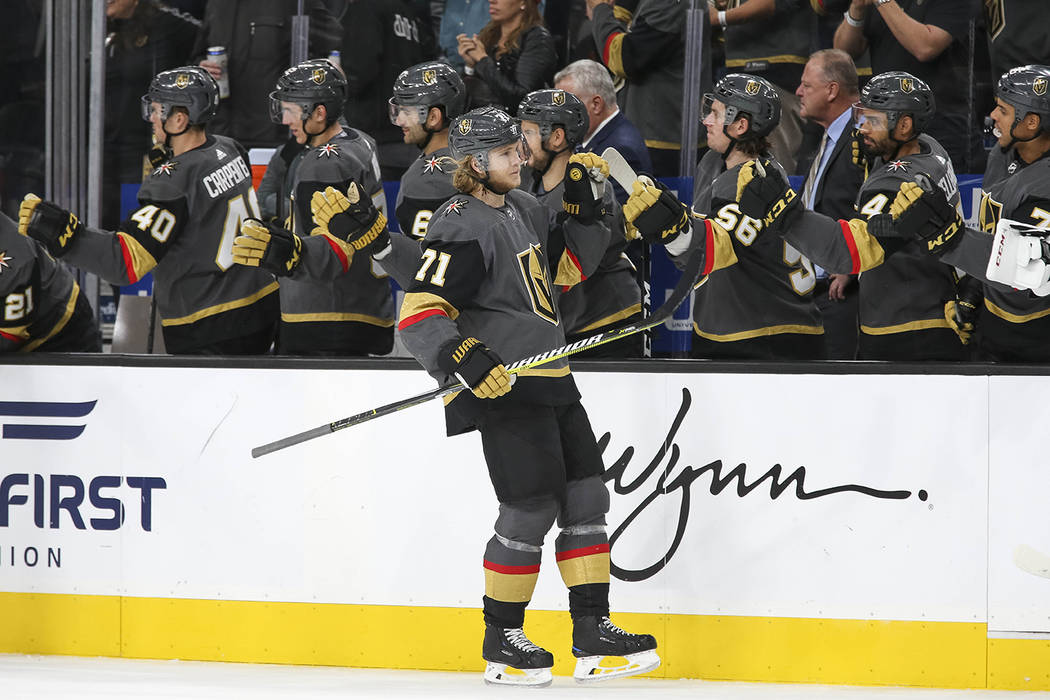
[860,132,892,161]
[485,165,522,195]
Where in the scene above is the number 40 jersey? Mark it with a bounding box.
[59,134,279,353]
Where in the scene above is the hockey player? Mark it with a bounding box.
[263,59,394,356]
[18,66,278,354]
[736,71,968,361]
[875,65,1050,362]
[518,88,643,358]
[397,106,659,687]
[389,61,465,241]
[0,213,100,353]
[674,73,826,359]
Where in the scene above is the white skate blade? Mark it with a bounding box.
[573,649,661,683]
[483,661,552,688]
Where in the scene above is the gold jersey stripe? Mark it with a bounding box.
[280,311,394,327]
[22,281,80,352]
[603,32,627,78]
[0,324,31,341]
[708,219,739,273]
[613,5,633,22]
[557,552,611,588]
[983,298,1050,323]
[117,232,159,282]
[860,318,950,335]
[553,250,584,287]
[845,219,886,273]
[574,303,642,334]
[726,54,808,66]
[516,365,571,378]
[644,139,681,150]
[162,282,279,327]
[399,291,460,325]
[484,569,539,603]
[694,323,824,342]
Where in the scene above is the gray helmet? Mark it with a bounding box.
[389,61,466,127]
[448,106,528,168]
[269,58,347,125]
[996,64,1050,131]
[517,89,589,147]
[858,71,935,134]
[140,66,219,125]
[703,73,781,138]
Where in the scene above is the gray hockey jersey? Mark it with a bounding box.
[58,134,278,353]
[779,135,961,338]
[0,213,98,352]
[398,189,609,436]
[395,147,459,240]
[681,149,822,343]
[530,178,641,336]
[941,153,1050,361]
[278,127,395,355]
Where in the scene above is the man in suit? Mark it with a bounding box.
[555,59,652,203]
[795,48,866,359]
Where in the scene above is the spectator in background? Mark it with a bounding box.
[795,49,865,359]
[193,0,341,149]
[103,0,199,230]
[712,0,817,174]
[984,0,1050,81]
[834,0,982,173]
[554,59,651,203]
[340,0,436,181]
[435,0,490,72]
[457,0,557,114]
[588,0,686,177]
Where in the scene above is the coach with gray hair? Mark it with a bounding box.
[795,48,865,360]
[554,59,652,204]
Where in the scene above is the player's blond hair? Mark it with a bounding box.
[452,156,483,193]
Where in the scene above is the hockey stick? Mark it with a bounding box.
[251,241,707,458]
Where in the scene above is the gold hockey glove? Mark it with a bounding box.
[736,159,801,229]
[562,153,609,224]
[18,194,82,257]
[944,275,983,345]
[848,129,870,178]
[890,178,964,255]
[311,182,390,254]
[233,218,303,276]
[437,336,513,400]
[623,180,690,245]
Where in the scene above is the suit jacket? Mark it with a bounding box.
[801,126,866,221]
[582,111,653,203]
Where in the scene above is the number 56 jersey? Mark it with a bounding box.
[60,134,279,353]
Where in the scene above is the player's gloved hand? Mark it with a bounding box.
[986,220,1050,295]
[735,158,800,228]
[437,336,513,400]
[848,129,870,176]
[890,178,964,255]
[623,179,690,245]
[311,182,390,255]
[944,300,975,344]
[147,142,171,169]
[232,218,304,276]
[18,194,82,257]
[562,153,609,224]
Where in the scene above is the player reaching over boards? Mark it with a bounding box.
[396,106,659,687]
[18,67,278,354]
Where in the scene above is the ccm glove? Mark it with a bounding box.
[147,142,172,169]
[890,178,964,255]
[18,194,82,257]
[944,276,983,345]
[311,182,390,254]
[735,159,800,228]
[562,153,609,224]
[232,218,303,276]
[437,336,513,399]
[623,180,690,245]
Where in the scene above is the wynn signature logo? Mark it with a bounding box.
[599,388,927,582]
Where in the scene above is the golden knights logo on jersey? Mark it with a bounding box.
[516,244,558,325]
[984,0,1004,40]
[979,192,1003,234]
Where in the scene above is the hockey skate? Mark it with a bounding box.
[482,624,554,688]
[571,615,660,683]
